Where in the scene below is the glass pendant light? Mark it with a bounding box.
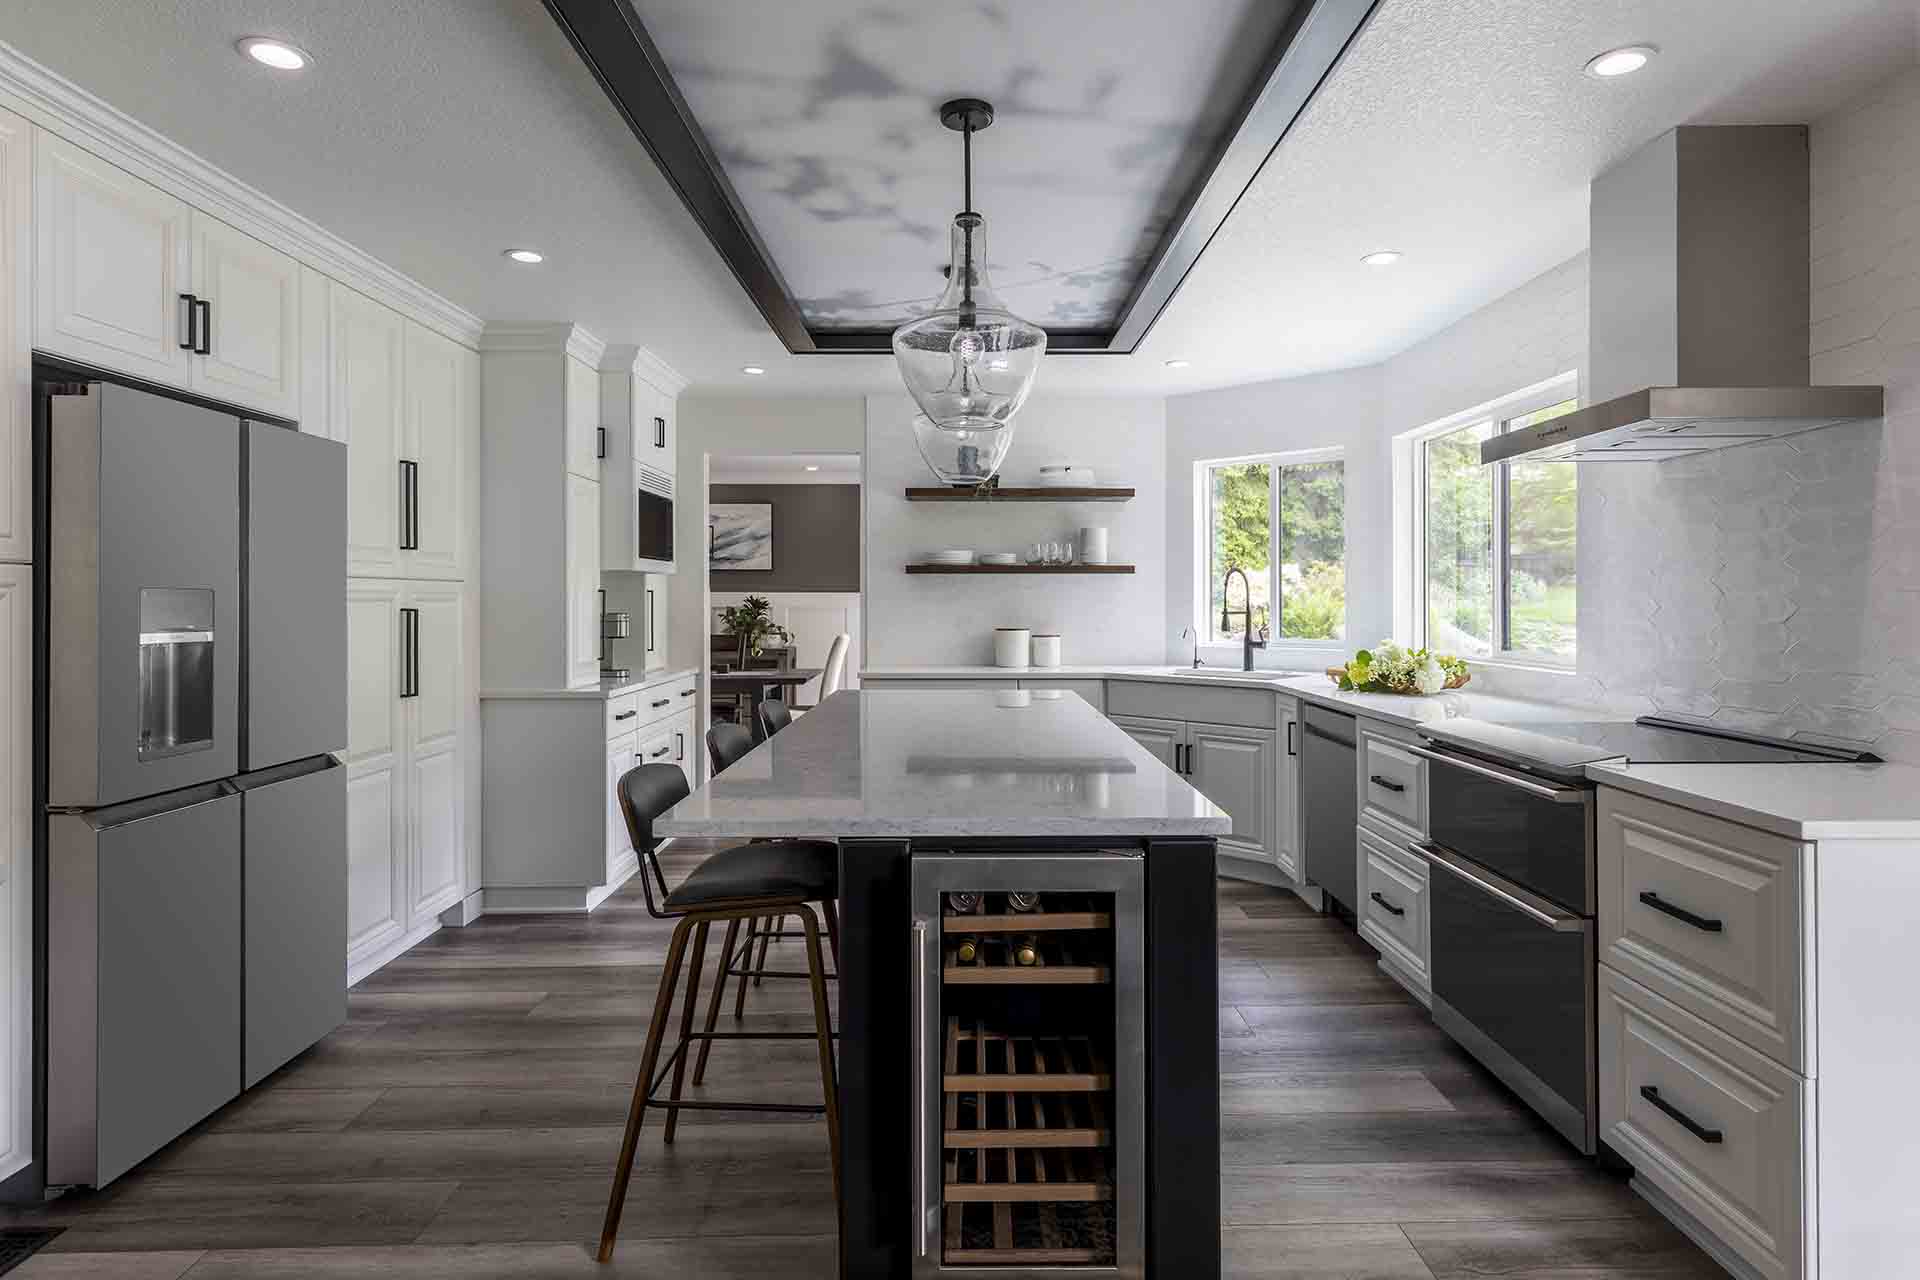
[893,99,1045,483]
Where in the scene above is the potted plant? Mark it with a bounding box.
[1327,640,1470,695]
[718,595,792,661]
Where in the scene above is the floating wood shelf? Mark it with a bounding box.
[906,563,1135,575]
[905,486,1135,503]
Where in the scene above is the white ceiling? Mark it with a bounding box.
[632,0,1295,331]
[3,0,1914,398]
[710,453,863,483]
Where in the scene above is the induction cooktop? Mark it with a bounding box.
[1419,714,1878,784]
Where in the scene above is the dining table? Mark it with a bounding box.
[710,667,823,740]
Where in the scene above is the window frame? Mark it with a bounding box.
[1399,374,1580,668]
[1192,445,1347,654]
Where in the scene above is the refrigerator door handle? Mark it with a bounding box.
[399,607,420,698]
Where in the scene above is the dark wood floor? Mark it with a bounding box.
[5,845,1722,1278]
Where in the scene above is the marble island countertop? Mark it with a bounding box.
[655,688,1231,840]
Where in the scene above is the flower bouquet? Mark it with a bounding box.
[1326,641,1469,696]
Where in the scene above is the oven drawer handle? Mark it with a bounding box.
[1415,842,1586,931]
[1369,890,1405,917]
[1401,742,1587,803]
[1638,891,1723,933]
[1640,1085,1724,1144]
[1368,773,1406,794]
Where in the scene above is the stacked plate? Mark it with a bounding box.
[927,548,976,566]
[980,552,1019,566]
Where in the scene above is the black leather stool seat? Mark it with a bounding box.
[662,839,838,910]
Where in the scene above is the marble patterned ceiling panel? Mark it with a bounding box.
[632,0,1298,332]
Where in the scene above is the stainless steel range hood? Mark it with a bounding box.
[1487,126,1884,465]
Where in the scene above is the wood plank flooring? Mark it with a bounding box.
[3,848,1722,1278]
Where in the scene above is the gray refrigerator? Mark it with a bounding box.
[42,380,347,1188]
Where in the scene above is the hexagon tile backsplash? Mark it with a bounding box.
[1569,67,1920,766]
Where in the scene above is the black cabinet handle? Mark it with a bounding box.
[1638,891,1723,933]
[648,744,671,760]
[647,589,657,652]
[1369,774,1406,793]
[194,298,211,355]
[1287,720,1297,756]
[596,426,606,460]
[1640,1085,1723,1144]
[399,607,420,698]
[653,415,666,448]
[678,688,694,698]
[675,732,685,762]
[398,460,420,550]
[650,698,670,709]
[613,710,637,721]
[178,293,198,350]
[1369,891,1405,917]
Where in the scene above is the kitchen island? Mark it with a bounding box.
[657,688,1228,1278]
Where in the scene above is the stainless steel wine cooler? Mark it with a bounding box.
[910,852,1146,1277]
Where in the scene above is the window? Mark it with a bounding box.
[1199,450,1346,645]
[1415,392,1578,662]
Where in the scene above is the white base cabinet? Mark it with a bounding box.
[345,580,468,983]
[1112,713,1278,869]
[1357,824,1429,1002]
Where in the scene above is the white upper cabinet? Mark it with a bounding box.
[333,286,407,578]
[0,108,28,564]
[598,347,681,573]
[566,473,602,690]
[34,131,191,386]
[189,213,301,419]
[565,354,600,481]
[402,323,471,581]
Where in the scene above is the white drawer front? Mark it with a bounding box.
[1599,967,1807,1280]
[633,675,698,731]
[1357,826,1428,996]
[1599,789,1808,1073]
[1360,732,1426,838]
[605,693,641,738]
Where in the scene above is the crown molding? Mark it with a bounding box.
[479,322,607,369]
[0,39,485,348]
[600,342,687,396]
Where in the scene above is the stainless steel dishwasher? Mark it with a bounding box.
[1301,705,1357,913]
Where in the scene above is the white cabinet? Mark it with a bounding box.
[643,574,669,672]
[1274,697,1301,880]
[606,729,638,884]
[599,347,681,573]
[34,131,191,386]
[402,324,472,581]
[1359,728,1427,841]
[189,213,301,419]
[1111,713,1180,770]
[0,566,30,1179]
[334,287,406,577]
[565,353,600,481]
[345,579,467,978]
[1358,824,1429,1001]
[1111,711,1278,868]
[0,109,29,564]
[566,473,602,689]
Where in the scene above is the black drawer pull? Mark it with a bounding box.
[679,688,695,697]
[1638,891,1723,933]
[1640,1085,1723,1144]
[613,710,637,721]
[648,744,671,759]
[650,698,670,708]
[1369,891,1405,917]
[1369,774,1406,793]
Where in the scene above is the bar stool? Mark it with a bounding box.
[599,763,841,1262]
[708,721,754,775]
[707,719,814,1027]
[756,697,793,739]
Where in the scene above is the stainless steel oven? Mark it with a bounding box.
[1404,741,1598,1153]
[910,851,1145,1278]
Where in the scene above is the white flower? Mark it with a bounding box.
[1414,658,1446,695]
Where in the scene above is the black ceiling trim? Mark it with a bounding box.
[544,0,1379,357]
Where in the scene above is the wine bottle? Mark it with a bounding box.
[954,935,980,964]
[1006,890,1043,913]
[946,891,981,915]
[1013,935,1041,967]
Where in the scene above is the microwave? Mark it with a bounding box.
[635,469,674,570]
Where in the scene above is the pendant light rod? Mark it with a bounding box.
[939,97,994,217]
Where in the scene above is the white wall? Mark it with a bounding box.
[1164,365,1386,666]
[864,393,1167,667]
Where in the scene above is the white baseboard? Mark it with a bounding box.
[347,918,443,987]
[438,890,485,927]
[1217,853,1323,912]
[1632,1175,1763,1280]
[479,858,638,915]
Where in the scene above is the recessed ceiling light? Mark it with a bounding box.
[1164,359,1191,369]
[503,248,544,264]
[1360,250,1402,267]
[1585,45,1656,78]
[237,37,310,71]
[804,464,821,472]
[742,365,766,376]
[987,359,1010,372]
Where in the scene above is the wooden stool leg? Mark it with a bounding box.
[799,906,843,1214]
[662,919,710,1146]
[753,912,777,987]
[731,915,759,1021]
[693,917,740,1086]
[822,897,842,971]
[599,915,694,1262]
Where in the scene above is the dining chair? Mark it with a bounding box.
[597,763,840,1261]
[791,632,849,713]
[707,722,754,775]
[755,699,793,739]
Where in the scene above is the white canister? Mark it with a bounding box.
[993,627,1031,668]
[1078,526,1109,564]
[1031,634,1062,667]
